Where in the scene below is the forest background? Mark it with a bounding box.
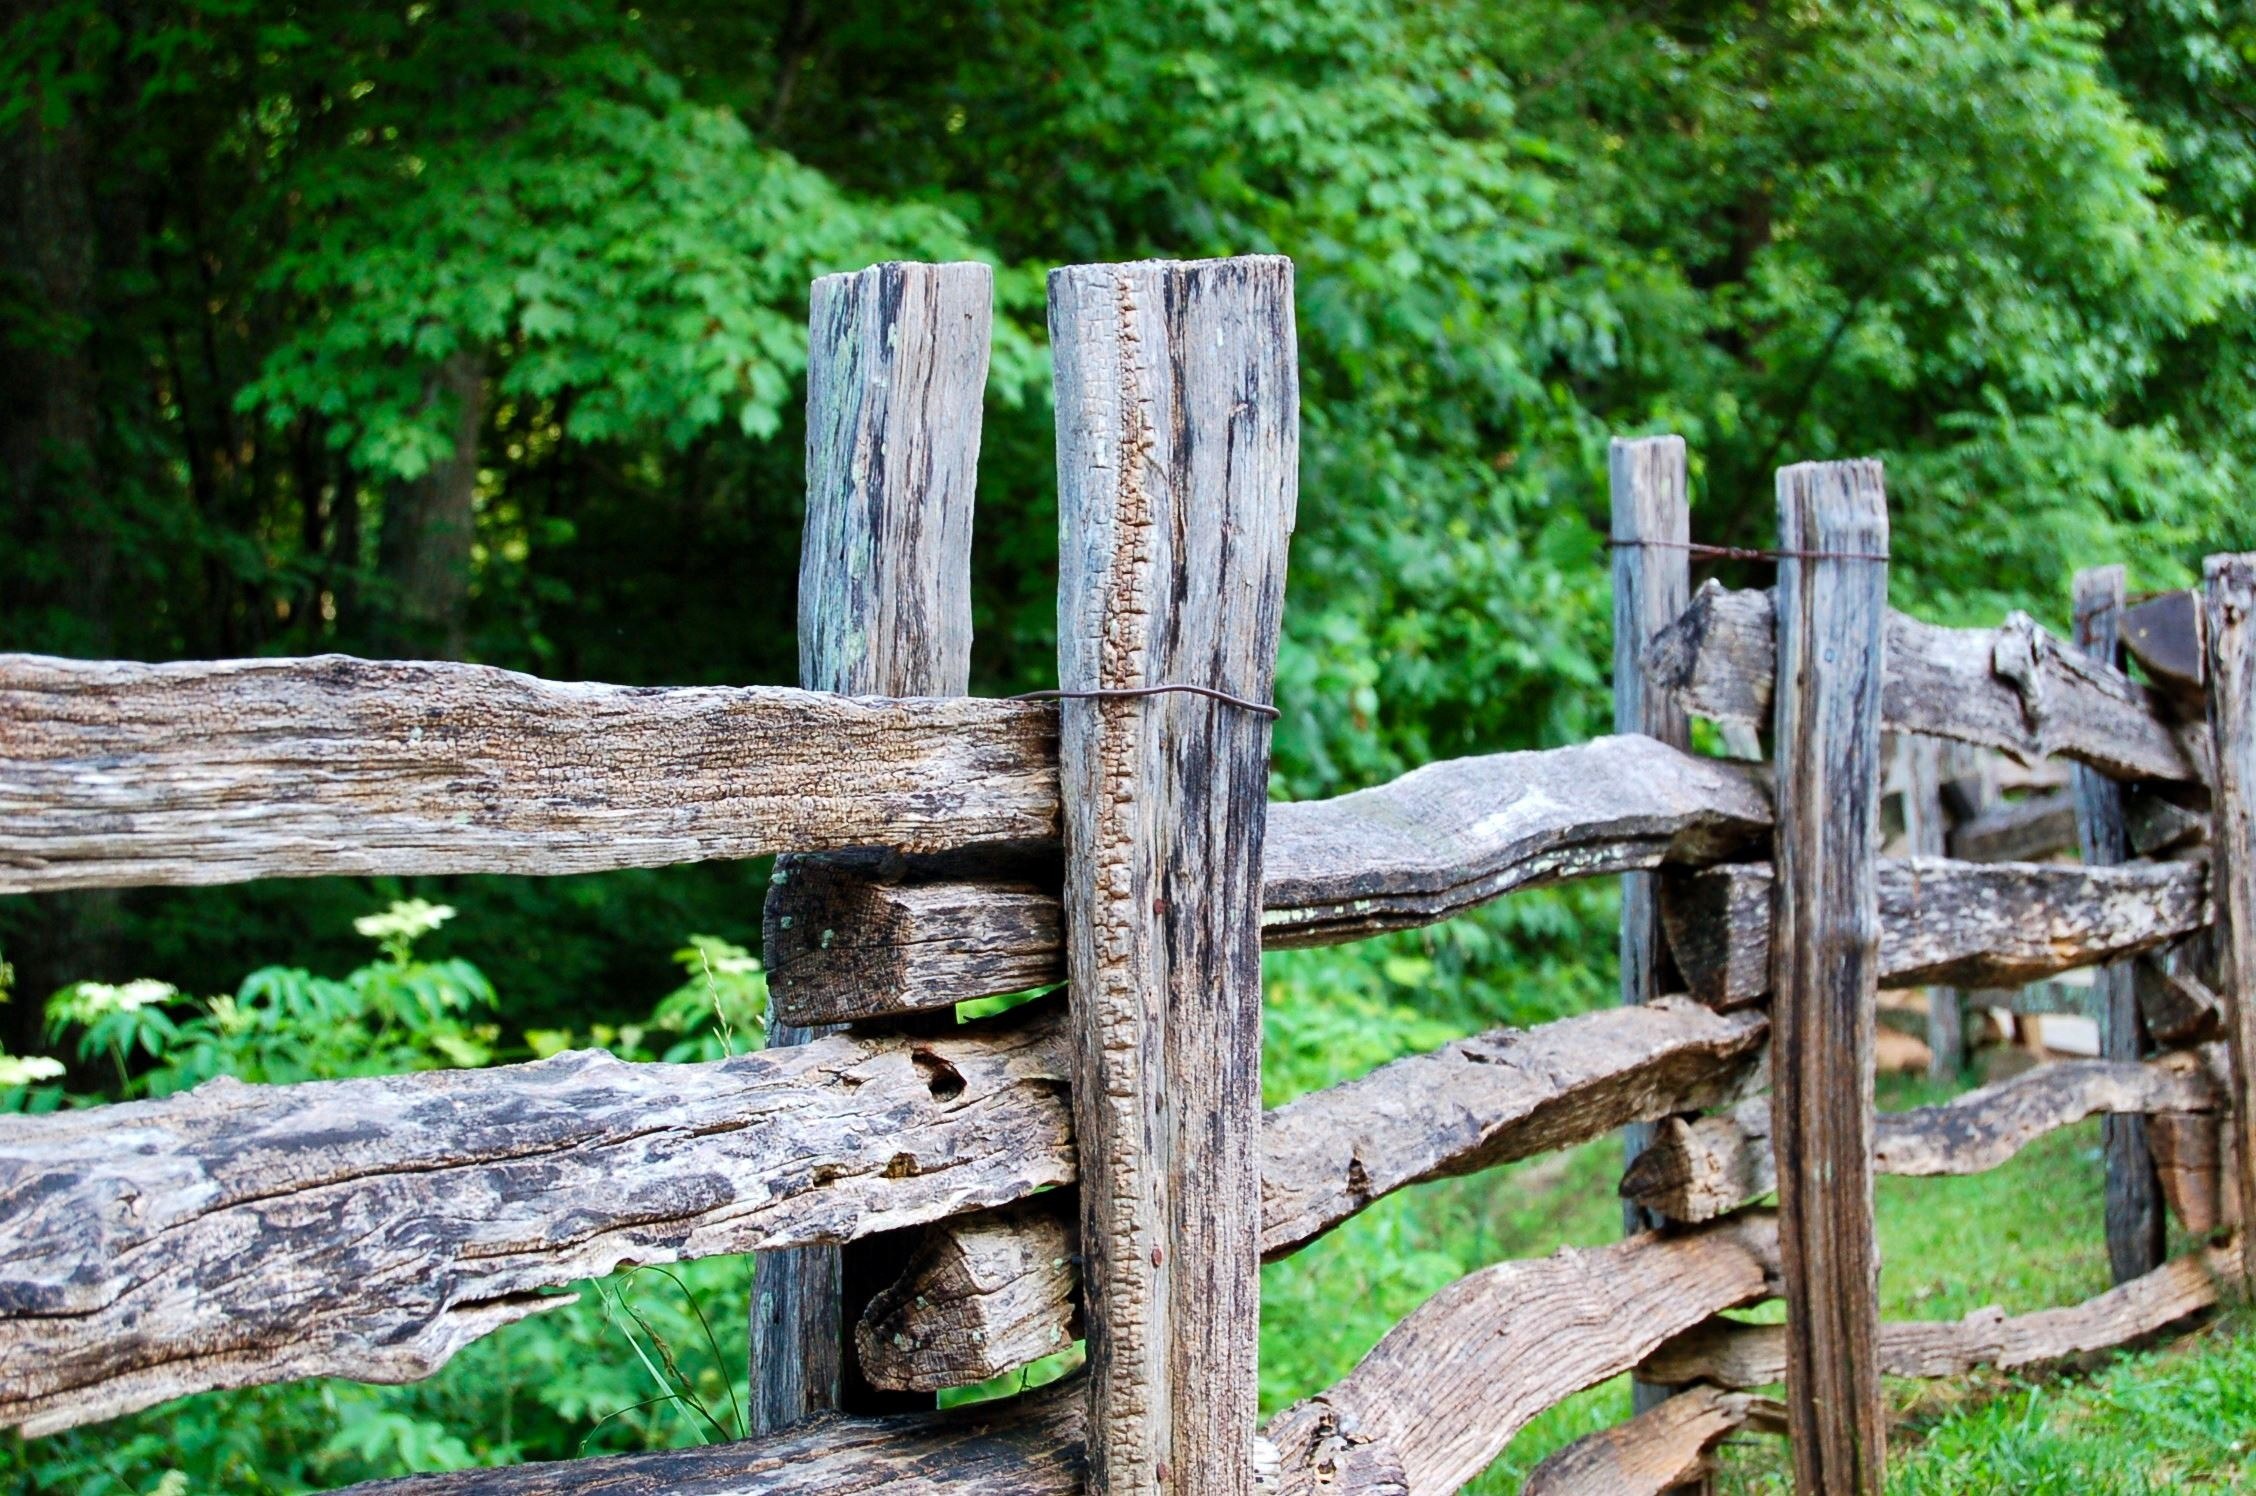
[3,0,2256,1489]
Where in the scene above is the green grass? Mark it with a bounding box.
[1257,1050,2256,1493]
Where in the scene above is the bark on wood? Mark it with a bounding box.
[0,1014,1076,1436]
[2074,565,2166,1283]
[857,1198,1079,1393]
[1768,460,1887,1494]
[757,260,994,1432]
[1619,1051,2222,1224]
[0,656,1057,894]
[1521,1386,1772,1496]
[348,1380,1090,1496]
[1263,1214,1781,1496]
[1641,1242,2239,1390]
[1645,580,2204,784]
[1611,436,1695,1264]
[2202,552,2256,1290]
[851,998,1769,1392]
[1051,255,1296,1496]
[770,735,1770,1026]
[1660,856,2208,1008]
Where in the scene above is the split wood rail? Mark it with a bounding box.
[0,255,2248,1496]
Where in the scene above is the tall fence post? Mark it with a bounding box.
[2202,553,2256,1287]
[2072,564,2166,1282]
[1050,256,1296,1495]
[752,260,994,1434]
[1772,460,1888,1494]
[1609,434,1706,1466]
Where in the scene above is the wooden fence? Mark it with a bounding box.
[0,253,2247,1496]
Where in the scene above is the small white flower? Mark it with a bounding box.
[64,979,179,1018]
[354,899,457,943]
[0,1054,65,1086]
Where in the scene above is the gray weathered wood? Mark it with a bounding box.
[1899,735,1965,1080]
[850,998,1770,1391]
[1619,1050,2222,1223]
[2123,587,2205,698]
[1769,460,1887,1494]
[1645,580,2205,784]
[771,735,1770,1025]
[2139,955,2226,1046]
[1264,1214,1781,1496]
[2074,565,2167,1284]
[1642,1242,2238,1390]
[0,656,1055,893]
[346,1380,1090,1496]
[857,1199,1079,1393]
[343,1218,1790,1496]
[1612,436,1695,1267]
[1660,855,2209,1008]
[1947,789,2079,863]
[757,259,995,1433]
[0,1014,1076,1436]
[2202,551,2256,1291]
[1522,1386,1774,1496]
[1051,255,1296,1496]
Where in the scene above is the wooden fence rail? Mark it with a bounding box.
[0,260,2245,1496]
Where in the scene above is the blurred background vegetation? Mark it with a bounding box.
[3,0,2254,1489]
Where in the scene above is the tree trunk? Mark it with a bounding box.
[377,350,487,658]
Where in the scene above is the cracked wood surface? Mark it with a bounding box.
[769,734,1770,1025]
[1642,1241,2239,1390]
[0,1014,1075,1436]
[2202,554,2256,1291]
[1263,1214,1780,1496]
[1660,856,2210,1008]
[1522,1386,1774,1496]
[1051,255,1296,1496]
[0,655,1058,894]
[753,257,995,1434]
[1645,580,2205,784]
[849,998,1770,1391]
[1620,1050,2223,1224]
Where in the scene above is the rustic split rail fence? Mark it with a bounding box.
[0,253,2248,1495]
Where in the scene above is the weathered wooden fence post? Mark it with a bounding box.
[1050,256,1296,1494]
[1771,460,1888,1494]
[752,260,994,1433]
[2073,564,2166,1282]
[2202,553,2256,1287]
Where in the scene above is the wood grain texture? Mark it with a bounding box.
[1642,1241,2238,1390]
[1645,580,2204,784]
[1051,255,1296,1496]
[756,258,994,1433]
[2147,1111,2227,1234]
[1900,736,1964,1081]
[857,1199,1079,1393]
[1611,438,1695,1412]
[1659,856,2209,1008]
[0,655,1056,894]
[2123,587,2205,698]
[1521,1386,1771,1496]
[2074,565,2167,1284]
[1769,460,1888,1494]
[848,999,1769,1391]
[2140,957,2226,1046]
[770,735,1771,1025]
[347,1380,1090,1496]
[1263,1214,1781,1496]
[1260,996,1767,1258]
[2202,552,2256,1291]
[1619,1051,2222,1224]
[1946,789,2078,863]
[0,1014,1076,1436]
